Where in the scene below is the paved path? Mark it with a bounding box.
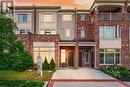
[52,67,115,80]
[48,68,130,87]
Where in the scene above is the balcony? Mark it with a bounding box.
[98,12,123,21]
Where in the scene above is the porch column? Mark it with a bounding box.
[55,43,60,69]
[75,42,79,69]
[94,6,100,69]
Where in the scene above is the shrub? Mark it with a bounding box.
[42,57,49,70]
[100,66,130,79]
[49,58,56,71]
[11,51,33,71]
[0,80,44,87]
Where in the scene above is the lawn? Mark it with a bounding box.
[0,70,54,87]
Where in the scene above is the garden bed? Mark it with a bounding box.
[100,66,130,82]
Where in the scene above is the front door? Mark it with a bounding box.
[79,52,82,67]
[68,52,73,66]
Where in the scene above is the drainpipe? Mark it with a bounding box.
[33,4,36,34]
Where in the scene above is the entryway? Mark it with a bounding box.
[60,47,74,67]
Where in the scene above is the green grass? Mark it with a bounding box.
[0,70,54,87]
[0,70,53,81]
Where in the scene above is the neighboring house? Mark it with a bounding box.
[1,0,130,69]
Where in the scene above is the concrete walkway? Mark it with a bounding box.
[52,67,115,80]
[48,68,130,87]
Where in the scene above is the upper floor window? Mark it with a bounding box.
[80,27,85,38]
[62,15,72,21]
[80,14,86,21]
[18,14,28,23]
[99,26,121,39]
[39,30,56,35]
[66,29,70,37]
[42,15,53,22]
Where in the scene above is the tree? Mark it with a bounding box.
[42,57,49,70]
[49,58,56,71]
[0,13,33,71]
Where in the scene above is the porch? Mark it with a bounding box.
[57,41,95,69]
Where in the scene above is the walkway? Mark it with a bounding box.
[48,68,130,87]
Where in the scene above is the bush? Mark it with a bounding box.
[42,57,49,70]
[49,58,56,71]
[11,51,33,71]
[0,80,44,87]
[100,66,130,79]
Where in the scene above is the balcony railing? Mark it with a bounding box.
[98,12,123,21]
[128,13,130,21]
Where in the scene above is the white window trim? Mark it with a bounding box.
[99,49,121,65]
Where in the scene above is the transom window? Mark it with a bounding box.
[62,15,72,21]
[18,14,28,23]
[100,49,120,65]
[80,14,86,21]
[99,26,121,39]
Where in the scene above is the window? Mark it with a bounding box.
[42,15,53,22]
[62,15,72,21]
[61,49,66,63]
[18,14,28,23]
[33,47,55,63]
[80,27,85,38]
[80,14,86,21]
[99,26,121,39]
[100,49,120,65]
[39,30,56,35]
[84,50,89,63]
[66,29,70,37]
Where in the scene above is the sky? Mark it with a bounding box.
[15,0,94,9]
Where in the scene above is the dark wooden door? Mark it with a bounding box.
[79,52,82,67]
[68,52,73,66]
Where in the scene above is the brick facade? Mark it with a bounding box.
[11,0,130,69]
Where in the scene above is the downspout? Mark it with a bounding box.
[33,4,36,34]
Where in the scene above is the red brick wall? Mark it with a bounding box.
[76,14,94,41]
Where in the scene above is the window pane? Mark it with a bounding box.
[99,26,104,39]
[84,50,89,63]
[62,15,72,21]
[106,26,115,39]
[115,53,120,64]
[80,14,86,21]
[66,29,70,37]
[100,53,104,64]
[61,49,66,63]
[81,29,85,38]
[43,15,53,22]
[100,49,104,52]
[105,53,114,64]
[18,14,27,23]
